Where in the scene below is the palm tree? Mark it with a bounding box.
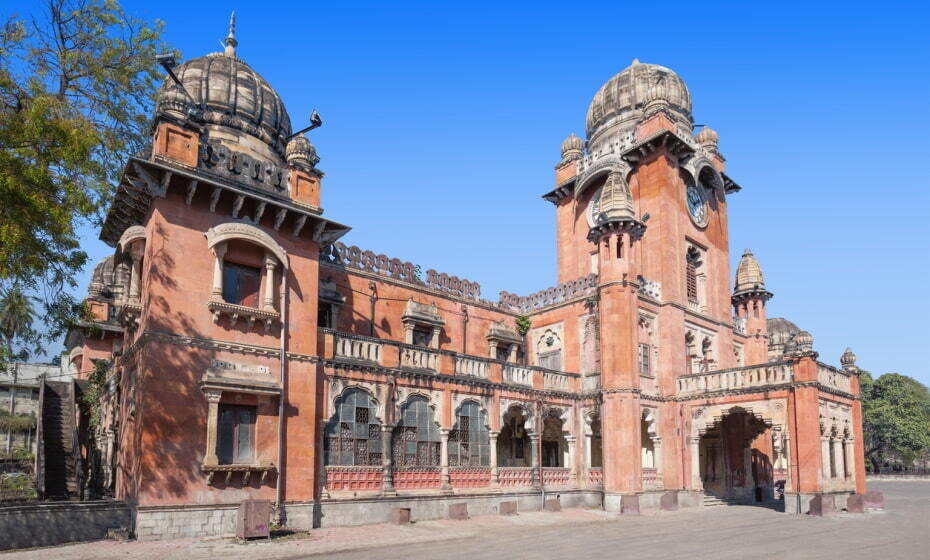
[0,285,38,455]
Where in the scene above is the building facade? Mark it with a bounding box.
[64,20,869,538]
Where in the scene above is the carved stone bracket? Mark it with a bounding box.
[208,300,280,331]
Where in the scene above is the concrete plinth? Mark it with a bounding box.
[544,498,561,512]
[499,501,518,516]
[390,508,411,524]
[846,494,865,513]
[863,491,885,510]
[449,503,468,520]
[620,494,640,515]
[809,494,836,516]
[660,491,679,511]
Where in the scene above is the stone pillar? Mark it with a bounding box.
[381,424,396,496]
[821,436,831,481]
[489,430,500,488]
[127,242,144,305]
[430,326,442,350]
[440,428,452,493]
[211,242,227,301]
[783,431,793,492]
[844,439,854,480]
[508,344,519,362]
[488,340,498,360]
[403,323,414,345]
[530,433,540,487]
[203,390,222,466]
[690,437,703,490]
[566,435,578,486]
[652,437,663,481]
[263,252,276,311]
[832,439,843,480]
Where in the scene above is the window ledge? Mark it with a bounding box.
[208,300,280,331]
[202,461,275,484]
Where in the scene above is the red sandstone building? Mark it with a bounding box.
[60,19,869,538]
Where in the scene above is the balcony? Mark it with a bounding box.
[677,362,794,396]
[335,335,382,364]
[399,346,439,371]
[817,363,852,393]
[543,370,570,391]
[503,365,533,387]
[454,356,489,379]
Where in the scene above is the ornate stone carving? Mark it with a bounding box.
[205,221,288,267]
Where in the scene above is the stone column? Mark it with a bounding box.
[508,344,519,362]
[832,439,843,480]
[488,340,498,360]
[843,439,854,480]
[211,242,227,301]
[652,437,663,483]
[381,424,396,496]
[530,433,540,487]
[566,435,578,486]
[783,431,793,492]
[203,390,222,466]
[403,323,414,345]
[430,326,442,350]
[820,436,831,481]
[489,430,500,488]
[690,437,703,490]
[263,252,276,311]
[128,242,144,305]
[440,428,452,493]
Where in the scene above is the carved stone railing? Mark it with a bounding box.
[637,275,662,300]
[677,362,794,396]
[642,467,661,490]
[454,356,489,379]
[400,346,439,371]
[542,467,571,487]
[543,370,570,391]
[202,462,275,485]
[498,274,598,313]
[503,365,533,387]
[498,467,534,487]
[449,467,491,488]
[335,334,383,364]
[817,363,852,393]
[321,242,482,300]
[324,466,382,492]
[687,299,700,313]
[207,300,280,331]
[587,467,603,486]
[583,373,601,392]
[733,317,747,335]
[392,467,442,490]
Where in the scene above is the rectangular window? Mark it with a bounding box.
[318,302,333,329]
[496,345,510,362]
[217,404,256,465]
[412,326,432,347]
[538,351,562,371]
[639,343,651,376]
[223,263,260,307]
[686,262,698,302]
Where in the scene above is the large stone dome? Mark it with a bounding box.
[585,60,692,146]
[156,52,292,161]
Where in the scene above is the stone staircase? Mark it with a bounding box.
[39,381,79,499]
[703,492,740,507]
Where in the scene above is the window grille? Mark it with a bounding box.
[449,402,489,467]
[324,389,382,466]
[391,397,440,466]
[638,343,651,376]
[217,404,255,465]
[538,350,562,371]
[223,262,261,307]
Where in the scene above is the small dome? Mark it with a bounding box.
[840,347,857,368]
[88,255,116,298]
[795,330,814,352]
[285,136,320,170]
[767,317,801,348]
[596,171,635,223]
[560,133,584,160]
[734,249,770,297]
[695,126,719,146]
[155,50,292,161]
[586,60,692,146]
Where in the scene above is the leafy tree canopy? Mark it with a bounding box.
[861,371,930,470]
[0,0,172,350]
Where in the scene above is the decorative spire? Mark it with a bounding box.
[224,11,238,57]
[586,169,645,241]
[732,248,773,303]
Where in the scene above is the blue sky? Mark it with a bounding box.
[30,1,930,383]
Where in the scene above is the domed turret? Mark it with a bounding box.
[586,170,644,241]
[286,136,320,171]
[733,249,773,302]
[154,15,292,164]
[695,126,719,148]
[586,59,692,151]
[840,347,857,370]
[560,133,583,161]
[795,330,814,353]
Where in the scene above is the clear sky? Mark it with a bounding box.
[30,1,930,383]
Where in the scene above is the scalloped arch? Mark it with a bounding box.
[205,221,288,267]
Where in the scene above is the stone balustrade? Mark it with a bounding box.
[642,467,661,490]
[543,370,570,391]
[587,467,603,486]
[637,275,662,300]
[817,363,852,393]
[454,356,489,379]
[400,346,439,371]
[334,334,383,364]
[583,373,601,392]
[503,365,533,387]
[498,467,534,488]
[541,467,571,487]
[677,362,794,396]
[498,274,598,313]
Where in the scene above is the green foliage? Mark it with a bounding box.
[83,358,110,430]
[861,371,930,470]
[0,411,36,433]
[0,472,38,501]
[0,285,40,369]
[0,1,172,339]
[515,315,531,336]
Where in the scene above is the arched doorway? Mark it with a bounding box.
[698,407,774,503]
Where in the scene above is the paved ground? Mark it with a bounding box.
[4,481,928,559]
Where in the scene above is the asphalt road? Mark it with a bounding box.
[317,481,929,560]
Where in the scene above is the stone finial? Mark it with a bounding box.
[560,133,583,161]
[795,330,814,353]
[840,347,857,370]
[695,126,719,147]
[733,248,772,302]
[597,170,635,223]
[285,135,320,170]
[224,11,238,58]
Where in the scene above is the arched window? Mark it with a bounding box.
[542,413,566,467]
[324,389,381,466]
[589,416,603,468]
[392,397,440,466]
[499,406,530,467]
[449,402,490,466]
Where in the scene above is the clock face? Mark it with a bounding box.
[586,187,603,227]
[686,184,708,227]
